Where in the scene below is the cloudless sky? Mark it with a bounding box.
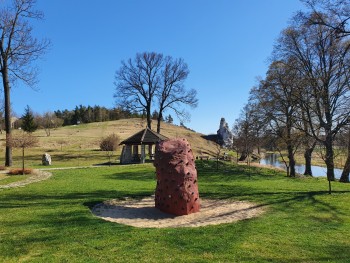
[9,0,306,134]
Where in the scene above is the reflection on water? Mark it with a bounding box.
[260,153,343,179]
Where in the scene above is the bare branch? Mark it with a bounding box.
[114,52,197,132]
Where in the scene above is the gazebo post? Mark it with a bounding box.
[133,145,139,161]
[148,145,153,160]
[121,145,133,164]
[141,144,146,163]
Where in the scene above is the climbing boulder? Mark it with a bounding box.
[154,138,200,216]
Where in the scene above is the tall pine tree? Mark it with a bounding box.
[21,106,38,133]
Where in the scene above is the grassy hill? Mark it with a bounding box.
[0,118,219,168]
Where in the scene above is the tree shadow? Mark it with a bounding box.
[0,189,152,210]
[102,170,156,181]
[201,185,349,224]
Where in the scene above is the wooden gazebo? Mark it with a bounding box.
[119,127,168,164]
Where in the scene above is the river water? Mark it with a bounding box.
[259,153,343,179]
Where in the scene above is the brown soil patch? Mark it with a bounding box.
[91,197,265,228]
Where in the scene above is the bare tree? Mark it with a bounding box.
[251,61,302,177]
[114,52,197,133]
[274,12,350,183]
[301,1,350,179]
[156,56,197,133]
[7,132,38,174]
[37,111,63,136]
[114,52,163,129]
[302,0,350,37]
[0,0,49,166]
[232,103,260,163]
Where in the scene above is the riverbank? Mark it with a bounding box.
[260,153,344,179]
[267,150,346,170]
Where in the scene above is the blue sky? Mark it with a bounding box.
[10,0,305,134]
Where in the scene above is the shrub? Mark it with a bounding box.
[100,134,120,151]
[8,168,33,175]
[100,134,120,165]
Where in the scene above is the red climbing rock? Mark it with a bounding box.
[154,138,200,216]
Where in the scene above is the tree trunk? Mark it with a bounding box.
[324,136,335,181]
[303,142,316,176]
[287,145,296,177]
[339,132,350,183]
[304,148,313,176]
[286,166,290,177]
[238,152,247,161]
[146,106,152,129]
[157,112,162,133]
[22,147,25,175]
[286,119,295,177]
[2,67,12,167]
[340,157,350,183]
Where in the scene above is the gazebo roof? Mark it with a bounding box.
[120,127,168,145]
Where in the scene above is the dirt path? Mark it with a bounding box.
[0,170,52,190]
[92,197,265,228]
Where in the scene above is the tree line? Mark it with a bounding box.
[54,105,143,126]
[9,105,140,132]
[7,104,176,136]
[233,0,350,187]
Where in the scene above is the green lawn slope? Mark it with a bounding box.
[0,161,349,262]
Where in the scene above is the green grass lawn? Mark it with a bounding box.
[0,174,30,185]
[5,148,115,169]
[0,161,349,262]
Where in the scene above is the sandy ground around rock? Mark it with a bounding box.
[91,197,265,228]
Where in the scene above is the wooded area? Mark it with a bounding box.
[233,0,350,186]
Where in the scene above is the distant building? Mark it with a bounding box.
[217,118,233,148]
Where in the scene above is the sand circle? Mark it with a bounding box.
[91,197,265,228]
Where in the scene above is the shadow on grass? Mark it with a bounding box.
[201,185,349,224]
[240,248,350,263]
[103,170,155,181]
[93,162,119,166]
[0,189,152,211]
[196,160,283,181]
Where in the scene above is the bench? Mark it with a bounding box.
[197,155,210,160]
